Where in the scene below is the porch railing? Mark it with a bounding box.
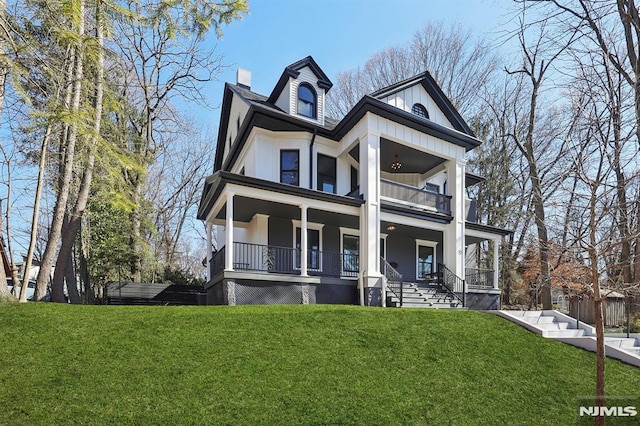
[439,263,465,307]
[210,242,358,278]
[382,257,403,306]
[210,246,226,277]
[380,179,451,215]
[465,268,494,289]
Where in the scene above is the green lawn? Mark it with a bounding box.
[0,304,638,425]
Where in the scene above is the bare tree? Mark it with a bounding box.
[504,8,578,309]
[112,0,245,282]
[327,20,499,119]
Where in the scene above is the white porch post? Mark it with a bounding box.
[224,192,235,271]
[444,158,466,279]
[300,204,308,276]
[359,129,382,305]
[206,223,213,281]
[493,237,500,289]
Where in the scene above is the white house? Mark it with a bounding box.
[197,56,510,308]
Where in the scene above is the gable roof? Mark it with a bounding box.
[213,60,483,173]
[266,56,333,104]
[370,71,475,137]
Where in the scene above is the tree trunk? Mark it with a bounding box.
[20,124,53,302]
[589,185,606,426]
[35,0,85,301]
[53,0,104,303]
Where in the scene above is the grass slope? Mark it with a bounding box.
[0,304,638,425]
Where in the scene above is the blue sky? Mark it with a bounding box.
[189,0,512,123]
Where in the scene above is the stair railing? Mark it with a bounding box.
[381,257,403,307]
[438,264,465,307]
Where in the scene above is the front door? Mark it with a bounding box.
[417,244,435,281]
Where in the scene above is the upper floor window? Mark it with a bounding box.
[280,150,299,186]
[317,154,336,193]
[297,83,317,119]
[412,103,429,119]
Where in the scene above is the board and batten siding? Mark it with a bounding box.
[380,84,453,129]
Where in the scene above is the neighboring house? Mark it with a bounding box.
[198,56,510,308]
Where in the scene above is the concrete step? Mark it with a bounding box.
[534,316,556,324]
[536,322,570,331]
[605,338,638,349]
[545,329,586,338]
[508,311,544,319]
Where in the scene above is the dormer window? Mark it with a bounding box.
[297,83,317,119]
[412,103,429,119]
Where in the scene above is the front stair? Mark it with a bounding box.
[387,282,463,309]
[495,310,640,368]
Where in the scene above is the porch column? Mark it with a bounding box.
[300,204,308,276]
[493,237,500,289]
[206,223,213,281]
[359,130,382,305]
[444,158,466,279]
[224,192,235,271]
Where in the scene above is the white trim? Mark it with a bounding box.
[380,233,388,260]
[416,239,438,280]
[339,228,360,279]
[292,220,324,272]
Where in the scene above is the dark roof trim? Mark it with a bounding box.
[333,96,482,149]
[267,56,333,104]
[371,71,474,137]
[218,94,483,173]
[466,221,513,236]
[213,84,236,171]
[381,203,453,224]
[198,171,364,220]
[421,75,474,136]
[465,172,486,187]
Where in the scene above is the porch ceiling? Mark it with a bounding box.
[349,138,446,174]
[216,196,360,228]
[381,220,443,242]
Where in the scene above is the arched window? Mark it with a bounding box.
[297,83,317,119]
[412,103,429,119]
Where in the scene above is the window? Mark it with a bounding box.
[317,154,336,193]
[280,150,299,186]
[342,234,359,273]
[296,228,321,270]
[297,83,317,118]
[350,166,358,193]
[412,103,429,119]
[417,243,436,280]
[425,183,439,193]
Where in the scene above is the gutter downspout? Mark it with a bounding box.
[309,129,317,190]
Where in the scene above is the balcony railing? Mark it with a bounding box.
[209,242,359,279]
[465,268,495,289]
[380,179,451,215]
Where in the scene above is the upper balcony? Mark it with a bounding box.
[380,179,451,215]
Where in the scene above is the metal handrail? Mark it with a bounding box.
[211,242,357,278]
[382,257,403,306]
[380,179,452,215]
[439,263,465,307]
[466,268,494,289]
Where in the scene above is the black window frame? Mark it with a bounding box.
[297,83,317,119]
[411,103,429,119]
[280,149,300,186]
[317,153,337,194]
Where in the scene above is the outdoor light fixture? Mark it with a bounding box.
[386,224,396,232]
[391,155,402,171]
